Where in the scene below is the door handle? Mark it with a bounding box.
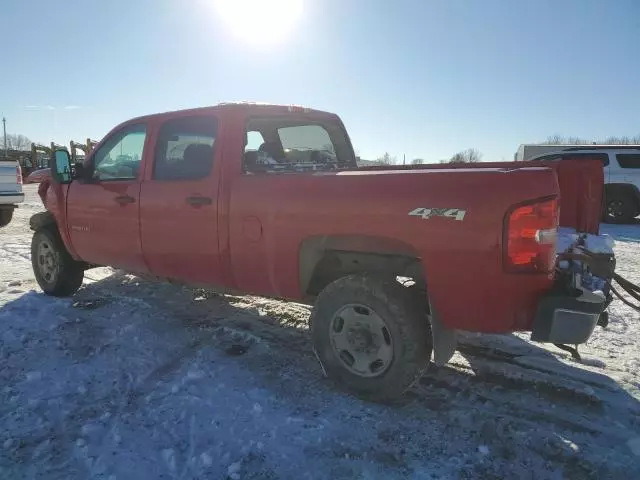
[114,195,135,205]
[186,196,213,207]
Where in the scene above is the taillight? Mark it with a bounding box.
[16,165,23,185]
[504,198,559,273]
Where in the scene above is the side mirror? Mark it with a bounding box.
[51,149,73,184]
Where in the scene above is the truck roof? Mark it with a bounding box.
[126,102,336,124]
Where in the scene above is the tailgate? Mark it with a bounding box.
[0,161,21,194]
[551,158,603,234]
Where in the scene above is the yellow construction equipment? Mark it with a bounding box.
[69,138,97,163]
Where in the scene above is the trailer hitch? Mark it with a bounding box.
[552,247,640,361]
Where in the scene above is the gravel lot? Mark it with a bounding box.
[1,185,639,479]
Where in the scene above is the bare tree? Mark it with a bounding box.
[449,148,482,164]
[411,158,425,165]
[375,152,396,165]
[601,135,632,145]
[545,134,565,145]
[1,133,32,151]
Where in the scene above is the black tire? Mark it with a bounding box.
[311,274,432,401]
[0,208,13,228]
[31,228,84,297]
[604,192,638,224]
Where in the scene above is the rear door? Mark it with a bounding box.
[139,114,222,285]
[65,124,148,271]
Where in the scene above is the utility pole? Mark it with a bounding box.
[2,117,6,159]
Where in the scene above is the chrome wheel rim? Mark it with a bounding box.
[329,303,394,378]
[37,239,59,284]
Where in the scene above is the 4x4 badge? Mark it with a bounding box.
[408,207,466,221]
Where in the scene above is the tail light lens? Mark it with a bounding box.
[16,165,23,185]
[504,198,559,273]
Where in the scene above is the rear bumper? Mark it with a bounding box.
[0,192,24,205]
[530,289,605,344]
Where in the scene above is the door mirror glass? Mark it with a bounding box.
[52,149,73,184]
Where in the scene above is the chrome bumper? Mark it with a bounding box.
[0,192,25,205]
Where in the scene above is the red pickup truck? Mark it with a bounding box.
[31,103,610,400]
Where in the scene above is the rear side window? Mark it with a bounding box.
[154,116,217,180]
[532,153,609,166]
[562,153,609,166]
[616,154,640,169]
[533,154,561,162]
[243,116,356,173]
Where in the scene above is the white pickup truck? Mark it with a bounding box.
[0,159,24,227]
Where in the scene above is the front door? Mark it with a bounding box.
[66,124,148,272]
[139,114,221,285]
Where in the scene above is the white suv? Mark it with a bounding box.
[0,159,25,227]
[530,146,640,224]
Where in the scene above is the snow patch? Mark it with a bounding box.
[478,445,490,456]
[628,437,640,457]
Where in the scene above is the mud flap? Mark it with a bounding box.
[430,305,457,366]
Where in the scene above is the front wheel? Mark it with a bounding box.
[311,274,432,401]
[31,228,84,297]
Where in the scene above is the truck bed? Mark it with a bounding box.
[357,159,604,234]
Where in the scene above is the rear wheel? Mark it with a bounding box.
[0,208,13,228]
[31,228,84,297]
[604,192,638,224]
[311,274,432,401]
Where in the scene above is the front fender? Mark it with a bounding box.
[35,180,81,261]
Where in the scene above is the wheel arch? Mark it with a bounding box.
[300,235,458,367]
[29,211,82,262]
[29,211,57,231]
[299,234,425,298]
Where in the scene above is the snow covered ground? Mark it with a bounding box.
[1,186,639,479]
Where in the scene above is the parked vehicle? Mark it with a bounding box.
[0,159,24,227]
[30,103,613,400]
[520,145,640,223]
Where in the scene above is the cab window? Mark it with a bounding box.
[154,116,217,181]
[92,124,146,181]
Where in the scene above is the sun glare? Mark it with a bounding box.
[214,0,303,48]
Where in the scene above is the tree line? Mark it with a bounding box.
[544,134,640,145]
[1,133,33,152]
[372,148,482,166]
